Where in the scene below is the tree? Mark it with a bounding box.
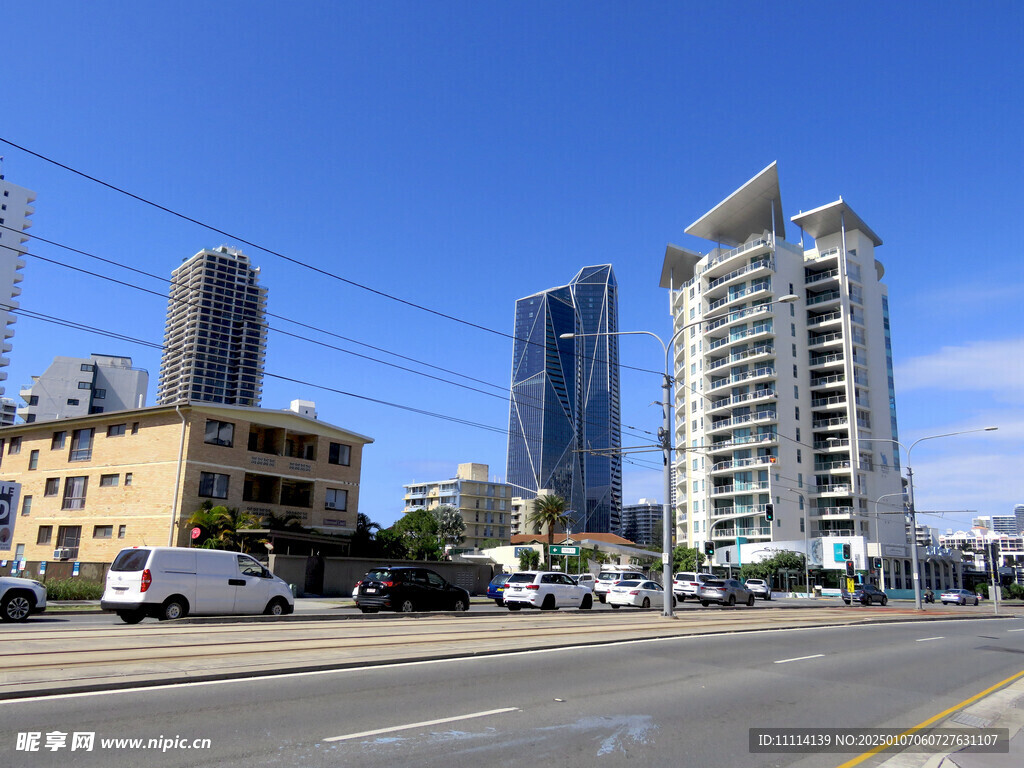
[433,505,466,552]
[219,506,260,552]
[185,501,231,549]
[519,548,541,571]
[529,495,572,568]
[260,511,304,531]
[393,508,444,561]
[374,527,409,560]
[349,513,382,558]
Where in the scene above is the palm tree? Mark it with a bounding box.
[529,494,572,569]
[219,507,260,551]
[184,501,231,548]
[350,513,382,557]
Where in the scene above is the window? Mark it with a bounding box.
[28,449,39,470]
[27,395,39,405]
[124,472,133,486]
[107,424,126,437]
[9,436,21,455]
[56,525,81,556]
[796,449,802,464]
[67,398,79,406]
[118,525,127,538]
[328,442,351,466]
[99,474,119,487]
[21,495,32,516]
[199,472,230,499]
[80,363,94,372]
[131,422,139,435]
[37,526,52,545]
[44,478,59,496]
[93,389,106,400]
[51,431,67,450]
[325,488,348,511]
[62,477,89,510]
[77,381,92,390]
[204,420,234,447]
[69,428,94,461]
[93,525,113,539]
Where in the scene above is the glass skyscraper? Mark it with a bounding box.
[506,265,622,533]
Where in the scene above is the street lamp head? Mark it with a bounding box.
[984,426,998,432]
[558,332,575,339]
[777,294,799,304]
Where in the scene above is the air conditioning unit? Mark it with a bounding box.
[325,502,336,509]
[53,548,70,560]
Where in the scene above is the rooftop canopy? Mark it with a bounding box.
[791,198,882,247]
[685,161,785,247]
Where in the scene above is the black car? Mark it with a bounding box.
[841,584,888,606]
[355,567,471,613]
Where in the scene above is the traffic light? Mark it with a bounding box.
[846,560,855,577]
[764,503,774,522]
[704,541,715,556]
[872,557,882,570]
[841,543,851,561]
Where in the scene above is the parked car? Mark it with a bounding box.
[503,571,593,611]
[594,568,645,603]
[672,571,715,601]
[0,576,47,622]
[940,588,979,606]
[355,566,470,613]
[573,573,596,591]
[606,579,675,609]
[744,578,772,600]
[841,584,888,606]
[487,573,512,605]
[698,578,755,607]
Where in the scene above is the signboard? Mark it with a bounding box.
[513,546,533,557]
[39,561,47,575]
[72,562,81,577]
[191,527,201,540]
[0,482,21,552]
[549,545,580,556]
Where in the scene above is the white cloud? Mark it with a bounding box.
[895,338,1024,400]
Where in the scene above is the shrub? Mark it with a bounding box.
[43,578,104,601]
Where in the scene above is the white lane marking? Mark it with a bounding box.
[6,617,1017,705]
[916,637,944,642]
[1007,629,1024,632]
[774,654,825,664]
[323,707,519,742]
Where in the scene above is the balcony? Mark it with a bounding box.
[808,331,843,348]
[709,366,776,391]
[707,343,775,371]
[699,237,773,279]
[809,351,844,368]
[708,388,775,412]
[812,506,856,517]
[707,258,774,291]
[810,373,846,389]
[712,526,771,539]
[710,455,776,473]
[812,416,849,429]
[805,267,840,285]
[806,289,841,307]
[815,483,852,495]
[813,459,852,472]
[711,432,778,450]
[708,322,773,350]
[807,309,842,327]
[810,394,847,408]
[712,480,771,495]
[707,280,772,312]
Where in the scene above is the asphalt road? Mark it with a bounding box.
[2,616,1022,768]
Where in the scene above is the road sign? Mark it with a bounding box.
[549,545,580,556]
[0,482,21,552]
[191,527,202,540]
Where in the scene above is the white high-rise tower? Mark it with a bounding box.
[0,171,35,424]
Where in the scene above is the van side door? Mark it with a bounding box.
[231,555,273,614]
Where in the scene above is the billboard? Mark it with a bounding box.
[0,482,21,552]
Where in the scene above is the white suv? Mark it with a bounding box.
[1,576,48,622]
[503,571,593,611]
[672,571,715,601]
[594,569,645,603]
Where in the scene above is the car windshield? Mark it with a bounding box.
[110,549,150,572]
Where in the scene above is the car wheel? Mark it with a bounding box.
[641,597,651,609]
[452,598,468,612]
[264,597,288,616]
[399,599,416,613]
[974,598,979,606]
[747,594,755,607]
[494,599,504,607]
[726,595,736,607]
[942,601,949,605]
[700,601,709,607]
[843,599,850,605]
[598,594,606,603]
[580,594,593,610]
[1,591,33,622]
[116,609,146,624]
[358,607,378,613]
[160,597,188,621]
[881,597,888,606]
[862,597,871,606]
[765,593,772,601]
[540,594,557,611]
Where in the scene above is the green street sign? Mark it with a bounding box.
[549,545,580,556]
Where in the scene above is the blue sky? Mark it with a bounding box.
[2,3,1021,533]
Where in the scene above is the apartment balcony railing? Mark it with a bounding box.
[811,529,855,538]
[698,237,773,277]
[814,459,852,472]
[709,366,776,390]
[707,258,774,290]
[711,505,766,518]
[706,304,774,332]
[809,331,843,346]
[712,481,771,495]
[707,280,772,312]
[713,526,771,538]
[710,455,777,472]
[812,506,856,517]
[708,410,778,432]
[710,432,778,451]
[709,388,776,410]
[816,484,852,494]
[807,310,842,327]
[811,394,847,408]
[806,290,841,306]
[809,351,844,366]
[709,322,773,350]
[805,267,840,285]
[814,437,850,450]
[812,416,849,429]
[707,343,775,371]
[810,373,846,388]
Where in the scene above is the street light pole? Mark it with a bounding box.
[562,294,798,618]
[861,427,997,609]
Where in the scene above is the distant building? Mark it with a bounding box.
[18,354,148,422]
[506,265,622,533]
[620,498,662,546]
[402,463,514,550]
[1016,505,1024,535]
[158,246,268,407]
[0,397,15,427]
[0,401,372,564]
[0,173,34,407]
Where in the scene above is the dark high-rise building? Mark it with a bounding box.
[506,265,621,533]
[158,246,267,406]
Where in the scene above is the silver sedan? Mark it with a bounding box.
[698,578,755,607]
[940,589,979,606]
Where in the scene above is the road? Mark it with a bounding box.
[2,615,1022,767]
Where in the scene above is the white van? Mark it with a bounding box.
[101,546,294,623]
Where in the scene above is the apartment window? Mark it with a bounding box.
[131,422,139,435]
[118,525,127,538]
[37,526,52,545]
[800,517,805,533]
[795,428,800,442]
[790,303,795,317]
[62,477,88,510]
[25,414,36,423]
[124,472,133,486]
[67,398,79,406]
[107,424,126,437]
[325,488,348,511]
[27,395,39,405]
[328,443,351,466]
[69,428,94,461]
[199,472,230,499]
[51,431,67,450]
[28,449,39,470]
[99,474,119,487]
[21,495,32,516]
[90,406,104,414]
[794,407,800,420]
[796,449,802,464]
[44,478,60,496]
[792,343,797,357]
[56,526,82,555]
[794,385,799,398]
[204,420,235,447]
[9,436,21,455]
[80,363,94,372]
[791,323,796,337]
[93,525,113,539]
[77,381,92,390]
[793,364,798,378]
